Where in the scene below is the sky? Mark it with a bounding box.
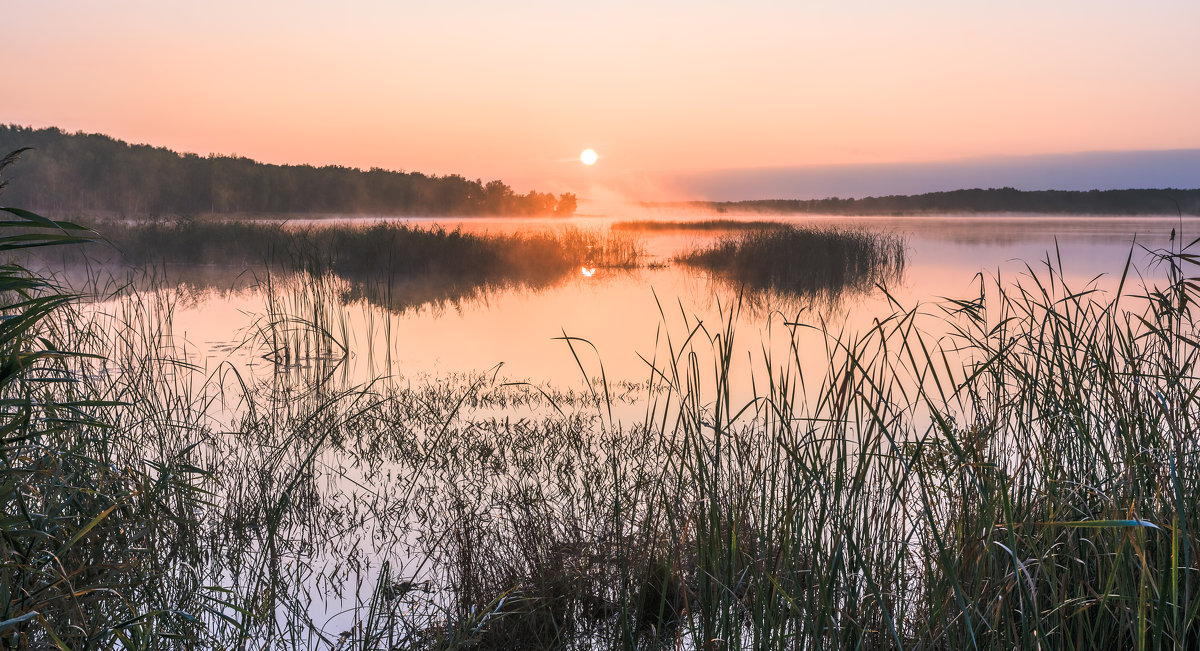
[3,0,1199,199]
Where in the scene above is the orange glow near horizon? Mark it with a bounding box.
[3,1,1200,198]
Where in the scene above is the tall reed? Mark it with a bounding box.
[407,240,1200,649]
[0,150,207,647]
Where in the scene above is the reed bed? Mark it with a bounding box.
[5,190,1200,649]
[89,218,642,275]
[78,218,645,313]
[675,225,906,299]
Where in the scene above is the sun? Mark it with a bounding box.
[580,149,598,166]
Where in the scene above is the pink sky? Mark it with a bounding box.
[4,1,1199,196]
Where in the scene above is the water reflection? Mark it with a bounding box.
[41,212,1200,639]
[48,214,1197,394]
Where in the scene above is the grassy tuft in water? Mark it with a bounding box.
[675,224,906,298]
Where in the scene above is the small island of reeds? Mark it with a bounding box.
[674,224,906,297]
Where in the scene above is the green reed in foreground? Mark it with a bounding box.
[0,154,202,646]
[402,241,1200,650]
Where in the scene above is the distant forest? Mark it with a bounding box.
[0,125,577,217]
[5,125,1196,219]
[651,188,1200,216]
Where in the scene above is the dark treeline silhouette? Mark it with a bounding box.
[0,125,577,217]
[648,187,1200,216]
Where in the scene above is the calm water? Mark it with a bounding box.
[133,214,1192,401]
[80,212,1194,633]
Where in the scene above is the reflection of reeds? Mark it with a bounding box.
[675,225,906,298]
[86,218,645,312]
[256,267,349,369]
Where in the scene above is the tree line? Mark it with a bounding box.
[650,186,1200,216]
[0,124,577,217]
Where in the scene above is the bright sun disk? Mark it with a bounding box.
[580,149,598,165]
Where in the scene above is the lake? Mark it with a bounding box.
[59,212,1199,641]
[121,213,1190,397]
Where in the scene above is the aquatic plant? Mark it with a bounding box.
[77,218,644,314]
[0,150,200,646]
[675,224,907,298]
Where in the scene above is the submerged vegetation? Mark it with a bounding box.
[6,150,1200,648]
[675,224,906,298]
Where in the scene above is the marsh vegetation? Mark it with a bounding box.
[6,166,1200,649]
[674,225,906,299]
[65,218,645,313]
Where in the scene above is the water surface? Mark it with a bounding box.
[124,213,1191,396]
[78,212,1194,634]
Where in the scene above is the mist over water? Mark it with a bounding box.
[87,213,1190,397]
[16,208,1200,642]
[128,213,1189,630]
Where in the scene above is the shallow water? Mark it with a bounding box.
[72,212,1196,635]
[105,214,1191,399]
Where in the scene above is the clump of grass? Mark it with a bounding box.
[891,243,1200,648]
[675,225,906,298]
[87,217,643,277]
